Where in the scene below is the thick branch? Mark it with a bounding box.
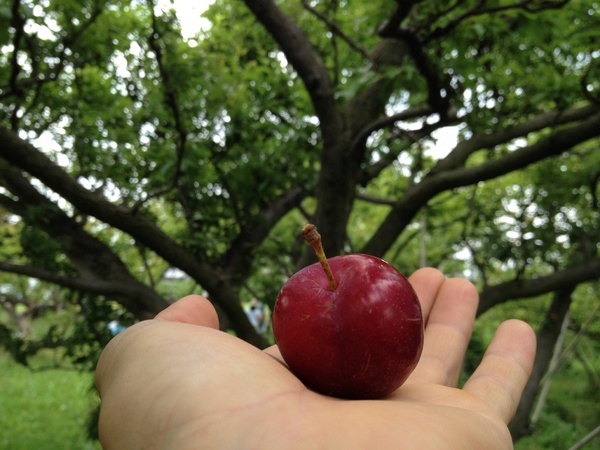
[0,128,264,346]
[509,286,574,439]
[0,166,168,319]
[478,257,600,315]
[430,104,600,175]
[0,261,159,319]
[432,111,600,189]
[220,186,304,280]
[242,0,342,145]
[404,33,453,114]
[244,0,353,261]
[362,109,600,256]
[377,0,423,37]
[0,131,184,265]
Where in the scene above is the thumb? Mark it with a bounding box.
[155,294,220,329]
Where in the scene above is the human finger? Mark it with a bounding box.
[408,277,479,386]
[463,319,536,424]
[155,294,220,329]
[407,267,446,321]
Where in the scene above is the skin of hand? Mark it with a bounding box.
[95,268,536,449]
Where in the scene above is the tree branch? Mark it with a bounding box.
[432,111,600,189]
[425,0,569,42]
[219,186,305,281]
[0,261,150,304]
[355,191,396,206]
[0,0,103,102]
[351,104,434,152]
[362,108,600,256]
[404,33,453,114]
[567,424,600,450]
[142,3,189,215]
[478,257,600,315]
[0,164,168,319]
[242,0,342,145]
[430,103,600,175]
[509,285,574,439]
[8,0,26,129]
[300,0,369,59]
[0,129,265,346]
[377,0,423,38]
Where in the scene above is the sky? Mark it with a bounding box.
[162,0,215,38]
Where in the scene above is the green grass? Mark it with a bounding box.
[0,351,101,450]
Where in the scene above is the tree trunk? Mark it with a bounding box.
[509,287,574,440]
[530,308,570,424]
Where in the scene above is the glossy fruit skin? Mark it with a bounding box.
[273,254,423,399]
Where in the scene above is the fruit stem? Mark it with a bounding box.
[302,224,337,291]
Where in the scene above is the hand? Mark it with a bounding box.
[95,268,536,449]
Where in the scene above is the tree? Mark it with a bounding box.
[0,0,599,440]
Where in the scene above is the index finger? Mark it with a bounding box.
[407,267,446,322]
[408,276,478,386]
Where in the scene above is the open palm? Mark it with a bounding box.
[96,268,535,449]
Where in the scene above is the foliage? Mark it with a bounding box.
[471,280,600,443]
[0,350,100,449]
[0,270,133,367]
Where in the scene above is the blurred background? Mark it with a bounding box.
[1,0,599,448]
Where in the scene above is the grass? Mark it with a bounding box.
[0,351,101,450]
